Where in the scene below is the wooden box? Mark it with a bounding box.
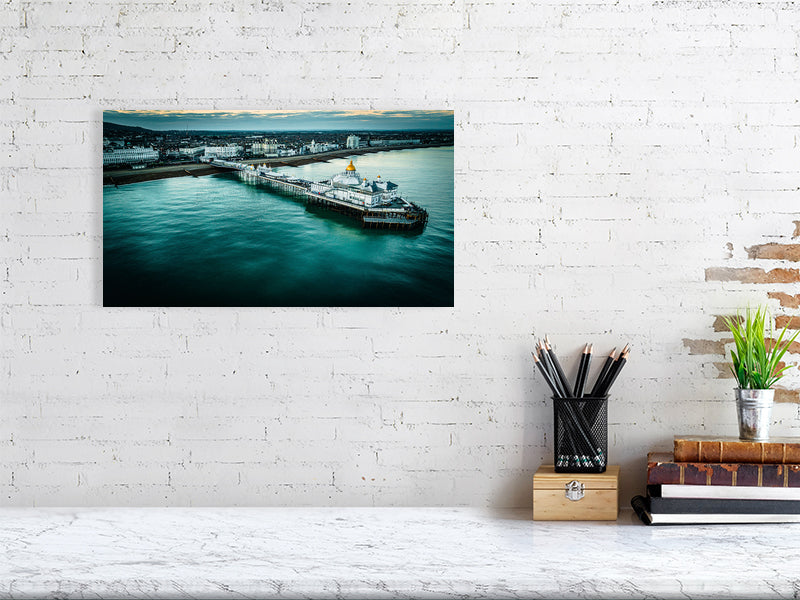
[533,465,619,521]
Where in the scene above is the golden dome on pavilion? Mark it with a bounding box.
[345,160,356,171]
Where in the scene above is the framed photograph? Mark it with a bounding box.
[102,110,454,307]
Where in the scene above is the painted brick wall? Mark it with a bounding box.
[2,0,799,507]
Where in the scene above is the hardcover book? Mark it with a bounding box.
[647,452,800,487]
[631,495,800,525]
[645,490,800,514]
[674,435,800,464]
[649,483,800,501]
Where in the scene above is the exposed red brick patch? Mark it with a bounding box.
[683,338,729,355]
[714,362,735,379]
[775,388,800,404]
[769,292,800,308]
[746,243,800,262]
[713,315,742,332]
[712,362,794,379]
[766,339,800,354]
[775,315,800,330]
[705,267,800,284]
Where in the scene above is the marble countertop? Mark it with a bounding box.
[0,507,798,599]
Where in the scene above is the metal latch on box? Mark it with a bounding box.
[565,480,584,501]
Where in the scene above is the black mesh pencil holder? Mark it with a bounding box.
[553,396,608,473]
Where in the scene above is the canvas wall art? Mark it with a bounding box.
[102,110,455,307]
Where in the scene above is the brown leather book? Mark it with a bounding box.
[674,435,800,464]
[648,452,800,486]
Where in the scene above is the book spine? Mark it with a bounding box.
[674,439,800,464]
[630,495,652,525]
[647,461,800,487]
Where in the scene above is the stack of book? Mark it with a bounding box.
[632,435,800,525]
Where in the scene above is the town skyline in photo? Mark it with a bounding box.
[104,110,455,131]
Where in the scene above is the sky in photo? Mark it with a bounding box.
[103,110,454,131]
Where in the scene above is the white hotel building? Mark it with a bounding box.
[179,146,205,157]
[251,139,279,156]
[102,146,160,166]
[203,145,243,159]
[346,135,360,149]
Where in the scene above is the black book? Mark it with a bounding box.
[647,492,800,514]
[631,495,800,525]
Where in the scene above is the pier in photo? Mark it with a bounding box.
[214,158,429,231]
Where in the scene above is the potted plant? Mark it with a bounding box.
[724,306,799,441]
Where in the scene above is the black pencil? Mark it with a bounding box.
[544,335,572,397]
[536,348,585,464]
[538,341,587,463]
[598,346,629,397]
[538,341,568,397]
[573,343,591,398]
[589,347,616,398]
[532,351,561,398]
[597,343,629,395]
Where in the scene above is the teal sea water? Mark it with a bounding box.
[103,147,454,307]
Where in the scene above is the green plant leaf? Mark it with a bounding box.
[725,305,799,389]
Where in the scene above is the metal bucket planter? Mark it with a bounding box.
[735,388,775,441]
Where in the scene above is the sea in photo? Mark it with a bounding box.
[103,111,454,307]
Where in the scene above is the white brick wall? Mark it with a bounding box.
[2,0,800,507]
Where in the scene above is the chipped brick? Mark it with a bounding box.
[714,363,735,379]
[775,388,800,404]
[775,315,800,330]
[683,338,729,355]
[746,243,800,262]
[713,315,741,332]
[766,339,800,354]
[705,267,800,284]
[769,292,800,309]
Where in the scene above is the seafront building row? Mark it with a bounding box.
[101,146,160,166]
[103,135,426,167]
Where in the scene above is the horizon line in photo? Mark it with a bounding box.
[104,110,455,132]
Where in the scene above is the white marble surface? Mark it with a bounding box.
[1,507,799,599]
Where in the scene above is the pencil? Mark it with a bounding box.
[539,341,568,398]
[535,348,584,464]
[597,344,629,395]
[598,347,629,397]
[589,347,616,398]
[573,343,591,398]
[532,351,561,398]
[544,336,572,398]
[561,399,603,465]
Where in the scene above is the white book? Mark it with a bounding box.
[655,484,800,501]
[646,512,800,525]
